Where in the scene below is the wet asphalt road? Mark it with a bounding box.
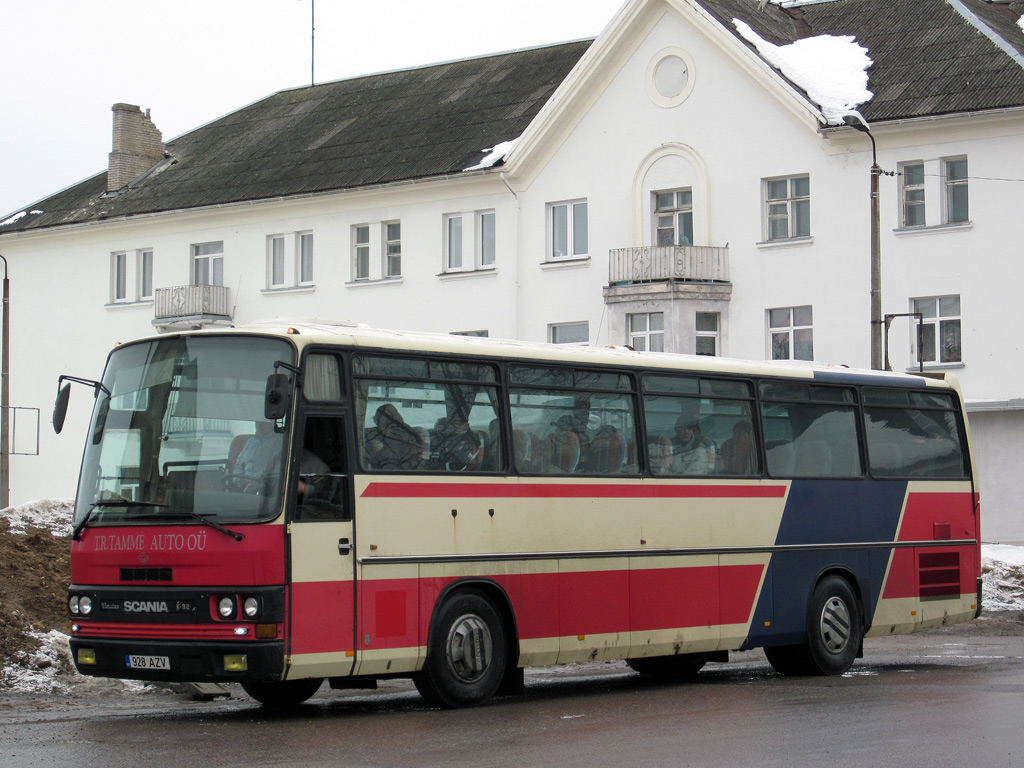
[4,615,1024,767]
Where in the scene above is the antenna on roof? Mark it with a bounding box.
[299,0,315,86]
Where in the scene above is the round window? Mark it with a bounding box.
[646,48,695,108]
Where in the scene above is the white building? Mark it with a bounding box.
[3,0,1024,536]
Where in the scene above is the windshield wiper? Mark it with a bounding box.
[72,499,168,541]
[128,510,246,542]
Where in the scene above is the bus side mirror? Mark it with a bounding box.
[53,383,71,434]
[265,373,291,420]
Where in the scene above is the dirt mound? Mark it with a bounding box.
[0,516,71,662]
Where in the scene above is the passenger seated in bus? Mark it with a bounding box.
[717,421,754,475]
[671,416,716,475]
[589,424,625,473]
[231,420,283,492]
[649,435,673,474]
[364,404,422,470]
[545,415,581,473]
[427,415,484,471]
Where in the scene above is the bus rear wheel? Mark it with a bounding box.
[241,677,323,707]
[765,575,862,677]
[626,653,707,679]
[414,589,507,708]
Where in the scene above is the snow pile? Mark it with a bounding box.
[982,544,1024,611]
[733,19,873,124]
[2,498,74,537]
[464,138,520,171]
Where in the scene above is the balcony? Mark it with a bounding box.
[604,245,731,306]
[152,285,233,331]
[608,245,729,285]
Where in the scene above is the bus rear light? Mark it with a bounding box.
[223,654,248,672]
[255,623,278,640]
[77,648,97,666]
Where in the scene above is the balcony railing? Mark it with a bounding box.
[154,284,232,324]
[608,245,729,285]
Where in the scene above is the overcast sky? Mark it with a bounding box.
[0,0,626,218]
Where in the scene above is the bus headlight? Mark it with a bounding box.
[218,596,236,619]
[69,595,80,615]
[79,595,93,615]
[243,596,260,619]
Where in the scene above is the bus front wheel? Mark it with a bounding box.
[241,677,323,707]
[414,589,507,708]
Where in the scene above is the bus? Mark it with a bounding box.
[55,322,981,708]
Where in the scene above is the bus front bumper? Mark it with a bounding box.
[69,637,285,684]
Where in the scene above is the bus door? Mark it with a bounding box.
[286,413,357,679]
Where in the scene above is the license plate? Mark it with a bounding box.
[125,654,170,670]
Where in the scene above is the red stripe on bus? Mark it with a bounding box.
[361,482,787,500]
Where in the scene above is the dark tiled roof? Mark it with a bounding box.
[4,1,1024,234]
[1,41,591,233]
[698,0,1024,122]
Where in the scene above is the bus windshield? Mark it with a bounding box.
[73,335,295,527]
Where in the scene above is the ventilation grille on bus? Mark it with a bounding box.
[918,552,960,599]
[120,567,172,582]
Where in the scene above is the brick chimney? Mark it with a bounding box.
[107,103,165,192]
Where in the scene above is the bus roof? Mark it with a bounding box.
[136,320,959,392]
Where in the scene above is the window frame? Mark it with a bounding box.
[943,156,969,224]
[268,235,286,288]
[191,241,224,287]
[297,231,314,286]
[548,199,589,260]
[695,311,719,357]
[912,295,962,366]
[444,214,464,271]
[767,305,813,361]
[550,322,589,346]
[763,175,810,242]
[384,221,402,278]
[653,188,693,247]
[627,312,665,352]
[899,161,926,228]
[111,251,128,303]
[353,225,370,281]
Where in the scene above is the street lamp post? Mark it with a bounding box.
[0,254,8,510]
[845,116,883,370]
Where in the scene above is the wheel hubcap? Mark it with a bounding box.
[818,596,852,654]
[446,614,493,682]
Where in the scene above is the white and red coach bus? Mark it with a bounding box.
[54,322,980,707]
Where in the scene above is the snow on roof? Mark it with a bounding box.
[463,137,521,172]
[733,18,873,125]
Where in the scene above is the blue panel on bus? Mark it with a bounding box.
[810,369,921,388]
[747,479,908,647]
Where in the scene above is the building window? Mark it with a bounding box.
[913,296,961,364]
[628,312,664,351]
[695,312,719,356]
[445,215,463,270]
[479,211,496,267]
[139,249,153,300]
[298,231,314,285]
[944,157,968,224]
[112,252,128,302]
[550,322,589,345]
[900,162,926,227]
[385,221,402,277]
[549,200,588,259]
[353,225,370,280]
[268,236,285,287]
[192,241,224,286]
[654,189,693,246]
[764,175,810,241]
[768,305,813,361]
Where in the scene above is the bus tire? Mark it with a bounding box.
[626,653,707,679]
[806,575,861,675]
[241,677,323,707]
[765,575,861,677]
[414,589,507,708]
